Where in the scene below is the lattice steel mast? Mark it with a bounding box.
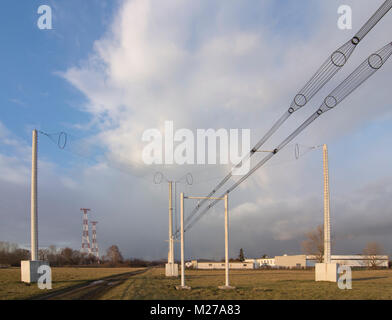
[91,221,99,259]
[80,208,92,254]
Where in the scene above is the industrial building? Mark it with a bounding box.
[329,255,389,268]
[187,260,255,269]
[249,258,276,268]
[270,255,389,269]
[187,255,389,270]
[260,258,275,267]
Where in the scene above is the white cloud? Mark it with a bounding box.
[24,0,392,258]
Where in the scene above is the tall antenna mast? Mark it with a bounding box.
[31,129,38,261]
[323,145,331,264]
[316,144,337,282]
[91,221,99,259]
[80,208,92,254]
[21,129,50,283]
[168,182,174,265]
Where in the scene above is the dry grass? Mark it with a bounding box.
[2,267,392,300]
[101,268,392,300]
[0,267,141,300]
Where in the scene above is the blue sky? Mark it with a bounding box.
[1,0,392,259]
[0,0,325,169]
[0,1,118,163]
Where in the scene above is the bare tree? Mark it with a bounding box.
[60,247,74,265]
[39,248,50,261]
[48,245,57,255]
[106,245,123,266]
[301,225,324,263]
[363,242,384,269]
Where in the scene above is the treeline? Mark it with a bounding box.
[0,242,165,268]
[0,242,29,266]
[100,245,165,267]
[39,246,99,266]
[0,242,99,266]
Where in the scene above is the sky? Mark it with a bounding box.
[1,0,392,260]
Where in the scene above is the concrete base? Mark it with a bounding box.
[165,263,179,277]
[175,285,192,290]
[21,260,49,283]
[315,263,339,282]
[218,285,236,290]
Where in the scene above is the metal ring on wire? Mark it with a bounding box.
[58,132,67,149]
[351,37,360,45]
[153,172,164,184]
[294,94,307,108]
[331,50,347,67]
[324,95,338,109]
[186,173,193,185]
[295,143,300,160]
[368,53,383,70]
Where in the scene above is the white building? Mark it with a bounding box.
[186,255,389,270]
[273,254,389,268]
[188,260,255,270]
[331,255,389,268]
[256,258,276,268]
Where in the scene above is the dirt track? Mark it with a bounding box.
[31,268,148,300]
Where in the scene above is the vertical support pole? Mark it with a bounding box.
[224,194,229,287]
[219,194,235,289]
[323,144,331,264]
[180,192,185,287]
[176,192,190,289]
[168,182,174,264]
[174,182,178,241]
[31,129,38,261]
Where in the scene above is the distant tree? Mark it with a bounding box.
[0,242,29,266]
[238,248,245,262]
[48,245,57,255]
[261,254,268,259]
[60,247,74,265]
[39,248,50,261]
[9,248,29,266]
[301,225,324,263]
[106,245,124,266]
[363,242,384,269]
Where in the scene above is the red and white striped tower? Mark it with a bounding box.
[80,208,91,254]
[91,221,99,259]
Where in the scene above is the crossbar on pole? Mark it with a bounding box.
[185,196,225,200]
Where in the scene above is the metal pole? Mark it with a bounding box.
[174,182,178,240]
[180,192,185,287]
[176,192,190,289]
[323,144,331,264]
[219,194,234,290]
[224,194,229,287]
[31,129,38,261]
[168,182,173,264]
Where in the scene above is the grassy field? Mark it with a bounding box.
[101,268,392,300]
[1,267,392,300]
[0,267,142,300]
